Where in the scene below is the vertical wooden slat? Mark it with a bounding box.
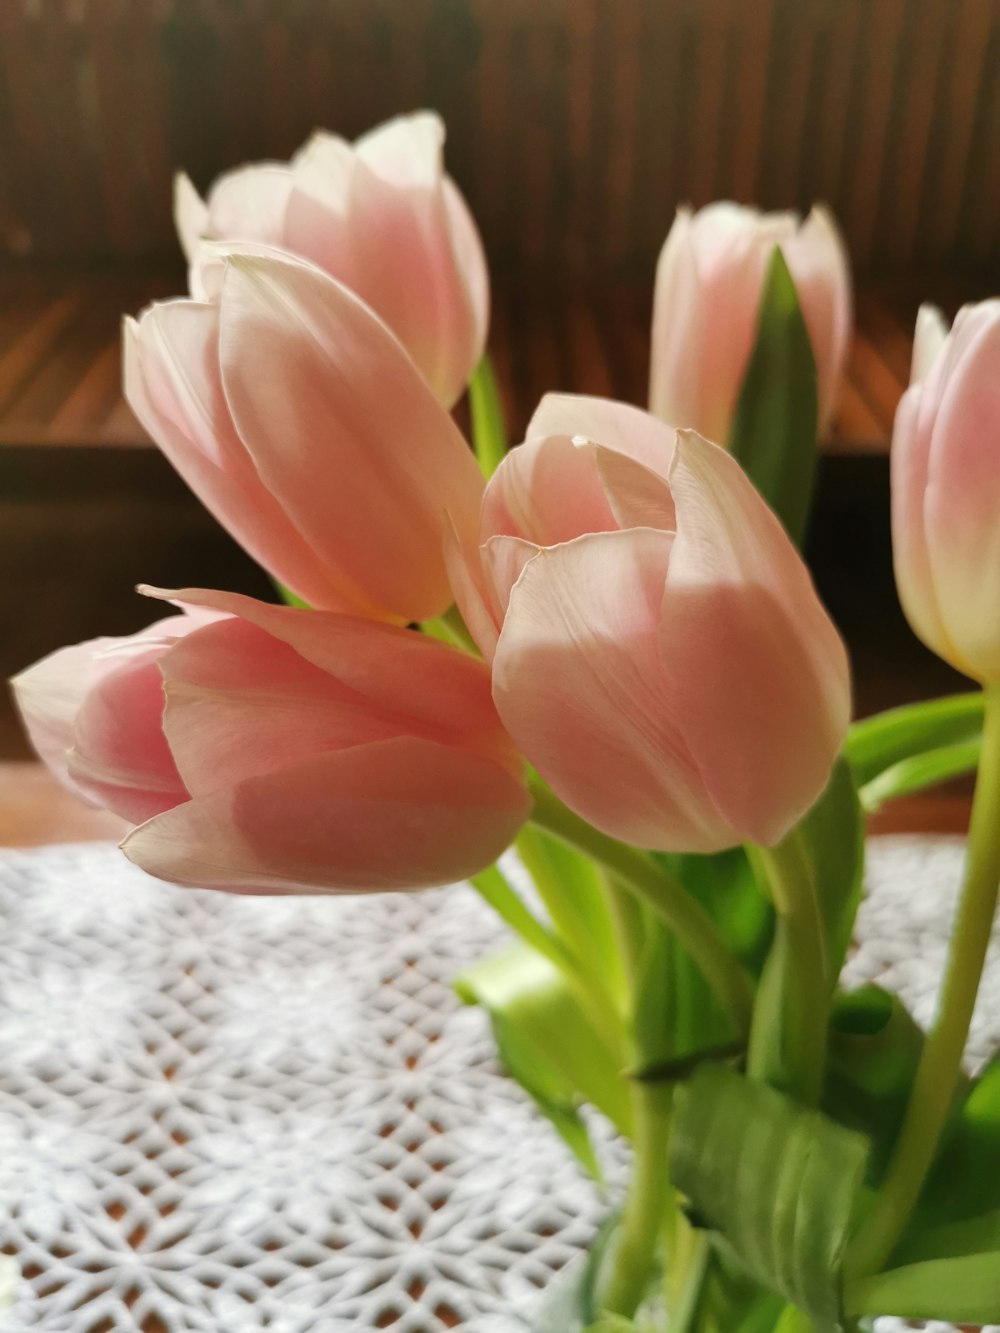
[919,0,993,266]
[726,0,776,204]
[841,0,907,269]
[687,0,732,208]
[880,0,951,268]
[806,0,862,214]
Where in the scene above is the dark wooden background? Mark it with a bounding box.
[0,0,997,782]
[0,0,997,277]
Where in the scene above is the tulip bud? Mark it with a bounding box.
[125,252,484,623]
[447,395,851,852]
[175,111,488,407]
[649,203,851,446]
[13,591,530,894]
[892,300,1000,682]
[11,612,208,823]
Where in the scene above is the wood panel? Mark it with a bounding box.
[0,0,995,277]
[0,267,985,454]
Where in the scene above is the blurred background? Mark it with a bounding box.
[0,0,997,834]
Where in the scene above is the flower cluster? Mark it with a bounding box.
[13,110,864,893]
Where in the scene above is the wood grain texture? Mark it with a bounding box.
[0,0,994,276]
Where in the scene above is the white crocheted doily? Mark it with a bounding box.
[0,837,998,1332]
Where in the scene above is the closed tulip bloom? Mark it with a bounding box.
[447,395,850,852]
[14,591,530,894]
[11,610,211,823]
[649,203,851,446]
[175,111,488,406]
[892,300,1000,681]
[125,252,484,622]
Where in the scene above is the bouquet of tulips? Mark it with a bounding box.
[13,112,1000,1331]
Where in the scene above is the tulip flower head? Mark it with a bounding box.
[892,299,1000,682]
[447,395,851,853]
[13,592,530,894]
[175,111,488,406]
[125,252,484,622]
[649,203,851,446]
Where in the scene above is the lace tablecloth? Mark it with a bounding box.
[0,837,998,1333]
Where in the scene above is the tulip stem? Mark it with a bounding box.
[848,682,1000,1277]
[746,832,829,1106]
[527,780,755,1034]
[469,353,507,477]
[422,606,479,655]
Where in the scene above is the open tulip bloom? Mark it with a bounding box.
[12,111,1000,1331]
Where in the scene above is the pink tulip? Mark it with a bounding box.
[125,252,484,622]
[892,300,1000,682]
[13,591,530,893]
[649,203,852,446]
[175,111,488,406]
[447,395,851,852]
[11,610,212,823]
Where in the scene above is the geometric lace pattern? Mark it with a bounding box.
[0,836,997,1332]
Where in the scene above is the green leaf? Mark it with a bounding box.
[795,758,865,981]
[455,943,631,1169]
[847,1252,1000,1323]
[470,862,569,971]
[727,247,819,548]
[897,1209,1000,1264]
[824,986,933,1181]
[469,352,507,476]
[912,1055,1000,1225]
[646,849,773,1067]
[516,826,623,995]
[845,690,982,790]
[670,1064,868,1326]
[858,738,981,814]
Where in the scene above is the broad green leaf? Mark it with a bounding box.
[727,247,818,548]
[469,352,507,476]
[845,690,982,789]
[584,1317,638,1332]
[670,1064,868,1326]
[646,849,772,1067]
[516,827,623,996]
[912,1055,1000,1224]
[455,943,632,1160]
[470,862,569,972]
[858,738,981,814]
[824,985,934,1181]
[846,1252,1000,1323]
[897,1209,1000,1265]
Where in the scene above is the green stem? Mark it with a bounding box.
[602,1083,673,1318]
[422,604,479,654]
[849,683,1000,1276]
[528,779,755,1037]
[601,872,673,1319]
[747,833,829,1106]
[469,353,507,477]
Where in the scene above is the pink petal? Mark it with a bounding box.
[662,431,851,845]
[142,586,520,776]
[482,434,617,546]
[443,511,502,662]
[173,173,209,264]
[526,394,678,479]
[124,306,359,612]
[122,738,531,894]
[216,255,484,622]
[205,163,294,245]
[492,527,737,852]
[69,650,188,824]
[784,206,852,433]
[923,308,1000,679]
[287,112,483,406]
